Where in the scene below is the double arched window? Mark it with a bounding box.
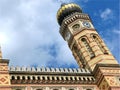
[81,38,95,58]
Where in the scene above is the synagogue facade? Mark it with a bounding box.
[0,3,120,90]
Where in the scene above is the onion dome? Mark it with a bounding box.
[57,3,82,25]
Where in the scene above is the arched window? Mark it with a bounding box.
[79,77,82,81]
[92,35,108,54]
[33,76,35,80]
[81,38,95,58]
[37,76,40,80]
[56,77,59,80]
[66,77,68,80]
[17,76,20,80]
[27,76,30,80]
[47,76,50,80]
[61,77,64,80]
[70,77,73,80]
[52,77,55,80]
[42,77,45,80]
[22,76,25,80]
[73,44,85,67]
[83,77,86,81]
[11,76,15,80]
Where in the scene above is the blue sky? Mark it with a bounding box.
[0,0,119,68]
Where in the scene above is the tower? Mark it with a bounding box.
[57,3,120,90]
[57,3,118,71]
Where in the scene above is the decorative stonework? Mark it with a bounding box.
[10,74,95,84]
[0,74,10,86]
[101,68,120,75]
[105,76,120,86]
[99,78,109,90]
[9,66,90,74]
[49,86,62,90]
[32,86,45,90]
[0,65,8,71]
[99,76,120,90]
[95,70,102,83]
[94,65,120,90]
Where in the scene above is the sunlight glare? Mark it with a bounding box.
[0,33,8,45]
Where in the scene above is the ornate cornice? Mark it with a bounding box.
[9,66,97,84]
[0,59,9,64]
[59,12,90,38]
[10,74,96,84]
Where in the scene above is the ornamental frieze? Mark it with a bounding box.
[100,68,120,75]
[0,66,8,71]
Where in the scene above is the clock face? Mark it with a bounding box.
[65,31,71,41]
[72,24,80,31]
[82,21,91,28]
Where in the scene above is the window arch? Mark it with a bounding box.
[37,76,40,80]
[33,76,36,80]
[27,76,30,80]
[47,76,50,80]
[17,76,20,80]
[42,76,45,80]
[52,77,55,80]
[61,77,64,80]
[81,38,95,58]
[11,76,15,80]
[22,76,25,80]
[74,77,77,81]
[73,44,85,67]
[66,77,68,80]
[56,77,59,80]
[92,34,108,54]
[70,77,73,80]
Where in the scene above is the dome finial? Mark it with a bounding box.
[57,3,82,25]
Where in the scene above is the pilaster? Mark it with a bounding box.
[93,64,120,90]
[0,59,11,90]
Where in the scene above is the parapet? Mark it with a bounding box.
[9,66,90,74]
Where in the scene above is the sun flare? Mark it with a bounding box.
[0,33,8,45]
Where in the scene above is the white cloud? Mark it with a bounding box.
[113,29,120,34]
[0,0,78,67]
[57,0,73,3]
[100,8,112,20]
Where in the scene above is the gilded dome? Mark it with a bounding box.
[57,3,82,25]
